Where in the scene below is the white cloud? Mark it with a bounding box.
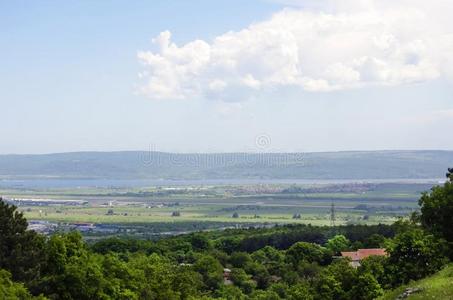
[138,0,453,100]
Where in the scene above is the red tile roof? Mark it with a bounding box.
[341,248,386,261]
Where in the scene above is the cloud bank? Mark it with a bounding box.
[138,0,453,100]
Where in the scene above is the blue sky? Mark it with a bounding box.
[1,0,452,154]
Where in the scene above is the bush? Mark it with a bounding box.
[387,228,449,285]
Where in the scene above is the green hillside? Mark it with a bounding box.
[380,264,453,300]
[0,150,452,180]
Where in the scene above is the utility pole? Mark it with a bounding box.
[330,201,336,227]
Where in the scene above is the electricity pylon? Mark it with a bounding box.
[330,201,336,227]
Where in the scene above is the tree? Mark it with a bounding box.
[286,242,332,267]
[418,171,453,244]
[0,198,45,283]
[325,235,350,255]
[287,283,314,300]
[190,234,211,251]
[358,255,388,287]
[251,246,285,277]
[0,269,45,300]
[101,253,141,299]
[216,285,246,300]
[34,232,111,299]
[129,253,180,300]
[230,252,252,268]
[232,212,239,218]
[296,261,322,280]
[193,255,224,291]
[349,273,383,300]
[447,167,453,180]
[56,255,110,300]
[387,228,448,285]
[230,268,256,294]
[173,265,204,299]
[246,262,271,289]
[363,234,386,248]
[313,273,342,300]
[216,237,242,254]
[249,289,280,300]
[324,258,357,294]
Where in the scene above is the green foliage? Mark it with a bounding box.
[249,289,280,300]
[362,234,386,248]
[419,176,453,244]
[244,261,271,289]
[0,199,46,284]
[90,237,154,254]
[215,237,242,254]
[230,268,256,294]
[387,228,449,285]
[2,191,453,300]
[379,263,453,300]
[132,253,182,299]
[296,261,322,279]
[215,285,246,300]
[349,273,383,300]
[190,234,211,251]
[229,252,253,268]
[193,255,224,291]
[251,246,284,264]
[286,242,332,266]
[286,283,314,300]
[325,259,357,294]
[313,273,343,300]
[325,235,350,255]
[251,246,284,275]
[0,269,45,300]
[358,255,388,287]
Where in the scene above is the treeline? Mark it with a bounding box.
[92,223,395,255]
[0,169,452,299]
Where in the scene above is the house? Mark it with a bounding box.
[340,248,387,267]
[223,268,232,285]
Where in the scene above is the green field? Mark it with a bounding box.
[21,205,396,226]
[0,182,432,235]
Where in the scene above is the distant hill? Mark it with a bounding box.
[0,150,451,180]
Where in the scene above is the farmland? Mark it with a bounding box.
[1,180,437,237]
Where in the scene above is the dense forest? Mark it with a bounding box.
[1,168,452,299]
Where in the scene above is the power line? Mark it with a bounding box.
[330,201,336,227]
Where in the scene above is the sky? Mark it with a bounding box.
[1,0,453,154]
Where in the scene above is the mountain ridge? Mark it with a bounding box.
[0,150,452,180]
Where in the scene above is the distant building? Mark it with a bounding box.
[71,222,95,232]
[28,220,57,234]
[223,268,232,285]
[340,248,387,267]
[179,263,193,267]
[5,198,88,206]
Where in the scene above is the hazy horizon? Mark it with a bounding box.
[2,148,453,156]
[2,0,453,154]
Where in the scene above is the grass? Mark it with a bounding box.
[379,264,453,300]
